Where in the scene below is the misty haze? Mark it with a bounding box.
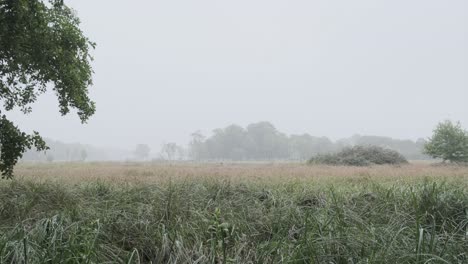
[0,0,467,263]
[6,0,468,154]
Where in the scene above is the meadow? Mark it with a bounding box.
[0,162,467,263]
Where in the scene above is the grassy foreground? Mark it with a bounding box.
[0,163,467,263]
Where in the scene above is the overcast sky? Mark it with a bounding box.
[8,0,468,150]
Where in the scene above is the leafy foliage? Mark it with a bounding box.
[309,145,408,166]
[424,120,468,163]
[0,0,95,178]
[0,115,48,178]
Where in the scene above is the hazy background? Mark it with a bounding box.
[7,0,468,152]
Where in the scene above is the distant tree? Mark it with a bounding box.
[65,148,71,161]
[80,149,88,161]
[160,142,182,160]
[207,125,249,160]
[0,1,95,178]
[134,144,150,161]
[246,122,289,160]
[176,145,186,160]
[189,131,206,160]
[289,134,329,160]
[424,120,468,163]
[46,154,54,163]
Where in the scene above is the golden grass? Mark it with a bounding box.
[13,161,468,187]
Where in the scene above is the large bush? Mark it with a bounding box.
[309,145,408,166]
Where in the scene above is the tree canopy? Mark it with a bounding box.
[134,144,150,161]
[0,0,95,178]
[424,120,468,163]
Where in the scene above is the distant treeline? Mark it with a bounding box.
[22,139,129,162]
[21,122,429,162]
[189,122,429,161]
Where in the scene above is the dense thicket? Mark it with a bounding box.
[309,145,409,166]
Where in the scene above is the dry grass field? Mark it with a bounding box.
[14,162,468,186]
[1,162,467,263]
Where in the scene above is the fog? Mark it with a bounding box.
[7,0,468,152]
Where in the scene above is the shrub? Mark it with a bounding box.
[309,145,408,166]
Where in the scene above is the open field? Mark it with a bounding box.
[1,163,467,263]
[12,161,468,186]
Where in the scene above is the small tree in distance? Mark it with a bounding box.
[80,149,88,162]
[46,154,54,163]
[160,142,185,160]
[134,144,150,161]
[424,120,468,163]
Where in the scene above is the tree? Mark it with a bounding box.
[134,144,150,161]
[189,131,206,160]
[46,154,54,163]
[246,122,289,160]
[424,120,468,163]
[80,149,87,161]
[0,0,95,178]
[206,125,249,160]
[160,142,180,160]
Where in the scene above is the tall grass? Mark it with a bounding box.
[0,165,466,263]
